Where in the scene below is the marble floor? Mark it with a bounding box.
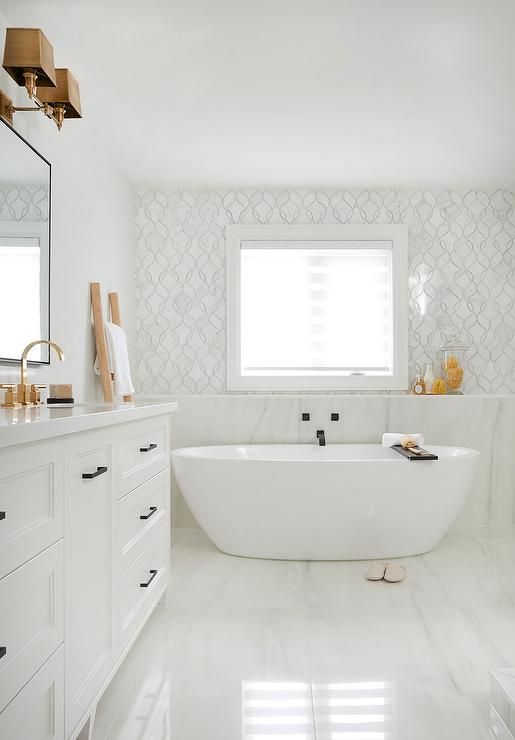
[92,526,515,740]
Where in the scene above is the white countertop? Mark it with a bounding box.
[0,399,178,449]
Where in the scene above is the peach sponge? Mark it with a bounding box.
[432,377,447,395]
[447,366,464,390]
[445,355,460,370]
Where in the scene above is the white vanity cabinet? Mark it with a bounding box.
[0,402,175,740]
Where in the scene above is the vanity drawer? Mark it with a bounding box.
[117,528,169,650]
[0,439,64,579]
[0,646,64,740]
[0,540,64,712]
[115,467,170,577]
[117,416,170,498]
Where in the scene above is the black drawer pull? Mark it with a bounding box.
[0,512,5,521]
[82,466,108,480]
[0,647,6,660]
[140,569,157,588]
[140,443,158,453]
[140,506,158,520]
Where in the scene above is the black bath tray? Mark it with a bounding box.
[391,445,438,461]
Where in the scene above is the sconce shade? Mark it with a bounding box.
[2,28,57,87]
[38,68,82,118]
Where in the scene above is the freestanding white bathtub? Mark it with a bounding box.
[172,444,480,560]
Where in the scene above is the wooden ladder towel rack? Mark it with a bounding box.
[90,282,133,403]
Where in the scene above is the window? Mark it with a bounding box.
[226,225,408,390]
[0,222,49,362]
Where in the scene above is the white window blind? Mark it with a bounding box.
[241,241,393,377]
[226,225,408,390]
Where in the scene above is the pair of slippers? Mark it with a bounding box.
[366,562,406,583]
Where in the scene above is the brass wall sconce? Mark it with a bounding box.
[0,28,82,131]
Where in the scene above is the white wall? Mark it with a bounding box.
[0,12,133,401]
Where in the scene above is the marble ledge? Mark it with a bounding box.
[0,399,178,449]
[146,392,515,399]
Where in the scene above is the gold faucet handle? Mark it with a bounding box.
[27,384,47,406]
[0,384,22,408]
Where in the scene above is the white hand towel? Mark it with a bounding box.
[382,432,424,448]
[94,321,135,397]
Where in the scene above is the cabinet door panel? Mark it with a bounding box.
[0,647,64,740]
[0,439,63,578]
[64,429,115,739]
[0,541,64,712]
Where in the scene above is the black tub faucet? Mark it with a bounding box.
[316,430,326,446]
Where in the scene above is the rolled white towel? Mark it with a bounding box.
[382,432,424,448]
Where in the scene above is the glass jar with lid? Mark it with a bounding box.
[440,334,468,394]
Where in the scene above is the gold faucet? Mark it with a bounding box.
[1,339,65,408]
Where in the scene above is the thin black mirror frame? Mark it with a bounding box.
[0,116,52,365]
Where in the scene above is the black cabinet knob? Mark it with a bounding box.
[0,647,6,660]
[0,512,5,521]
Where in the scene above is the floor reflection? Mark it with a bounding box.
[115,678,170,740]
[242,681,314,739]
[242,680,394,740]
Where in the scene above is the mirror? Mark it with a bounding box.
[0,118,51,363]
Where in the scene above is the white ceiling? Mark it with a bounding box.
[2,0,515,188]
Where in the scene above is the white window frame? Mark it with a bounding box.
[226,224,409,391]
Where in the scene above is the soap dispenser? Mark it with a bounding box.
[423,362,435,395]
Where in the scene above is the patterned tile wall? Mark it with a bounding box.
[134,189,515,395]
[0,184,49,222]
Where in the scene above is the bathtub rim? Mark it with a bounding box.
[171,443,480,464]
